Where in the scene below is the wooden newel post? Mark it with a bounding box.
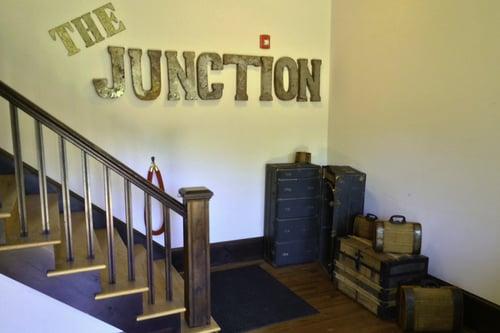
[179,186,213,328]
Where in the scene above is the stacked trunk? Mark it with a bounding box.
[334,236,429,319]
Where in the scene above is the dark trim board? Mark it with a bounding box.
[428,275,500,333]
[171,237,264,272]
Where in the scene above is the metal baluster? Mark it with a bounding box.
[163,205,173,301]
[124,179,135,281]
[104,166,116,283]
[10,104,27,236]
[82,151,94,258]
[145,194,155,304]
[35,121,50,234]
[59,136,73,260]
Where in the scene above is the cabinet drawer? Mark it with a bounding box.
[277,168,319,180]
[275,218,317,242]
[277,178,320,199]
[272,240,317,266]
[277,198,319,219]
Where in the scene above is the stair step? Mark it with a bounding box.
[47,212,105,277]
[0,175,17,219]
[134,244,186,321]
[0,193,61,252]
[94,228,149,300]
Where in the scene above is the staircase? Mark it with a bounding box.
[0,81,220,333]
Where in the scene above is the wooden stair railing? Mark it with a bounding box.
[0,80,214,330]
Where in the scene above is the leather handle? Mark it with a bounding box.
[389,215,406,224]
[366,213,378,221]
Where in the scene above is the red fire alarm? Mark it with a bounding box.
[260,34,271,49]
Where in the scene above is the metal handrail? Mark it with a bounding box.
[0,81,185,217]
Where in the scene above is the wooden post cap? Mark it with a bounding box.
[179,187,213,201]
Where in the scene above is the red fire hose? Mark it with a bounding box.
[145,156,166,235]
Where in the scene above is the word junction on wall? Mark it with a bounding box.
[93,46,322,102]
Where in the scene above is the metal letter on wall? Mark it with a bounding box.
[48,23,81,56]
[93,46,125,98]
[274,57,299,101]
[70,13,105,48]
[92,2,126,37]
[260,56,274,101]
[197,53,224,100]
[128,49,162,100]
[165,51,197,100]
[298,59,322,102]
[223,54,262,101]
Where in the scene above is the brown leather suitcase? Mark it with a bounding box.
[373,215,422,254]
[353,213,378,240]
[399,284,463,332]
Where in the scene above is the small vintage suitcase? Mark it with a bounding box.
[353,213,378,240]
[373,215,422,255]
[335,236,428,319]
[295,151,311,163]
[399,284,463,332]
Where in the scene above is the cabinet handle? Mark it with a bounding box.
[284,187,292,192]
[283,252,289,257]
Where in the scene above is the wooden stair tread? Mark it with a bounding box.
[134,244,186,321]
[47,211,105,277]
[0,175,17,219]
[94,228,148,300]
[0,193,61,252]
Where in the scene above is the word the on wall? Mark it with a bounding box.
[49,3,126,56]
[93,46,322,102]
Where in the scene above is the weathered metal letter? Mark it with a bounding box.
[71,12,105,48]
[93,46,125,99]
[274,57,299,101]
[223,54,261,101]
[93,2,126,37]
[260,56,274,101]
[165,51,197,100]
[128,49,161,101]
[298,59,321,102]
[197,53,224,100]
[48,22,80,56]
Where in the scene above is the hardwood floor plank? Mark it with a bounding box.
[244,262,402,333]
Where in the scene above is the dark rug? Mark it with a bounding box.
[211,265,318,333]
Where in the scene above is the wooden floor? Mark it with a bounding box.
[221,261,402,333]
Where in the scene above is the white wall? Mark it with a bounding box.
[0,0,331,247]
[330,0,500,304]
[0,274,119,332]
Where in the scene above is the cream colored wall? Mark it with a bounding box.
[0,0,331,247]
[330,0,500,304]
